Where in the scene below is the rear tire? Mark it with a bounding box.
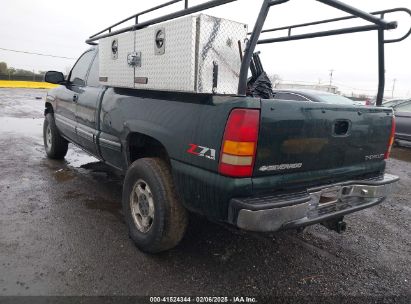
[122,158,188,253]
[43,113,68,159]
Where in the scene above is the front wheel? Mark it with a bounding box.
[43,113,68,159]
[122,158,188,253]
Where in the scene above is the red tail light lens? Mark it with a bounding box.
[219,109,260,177]
[384,116,396,159]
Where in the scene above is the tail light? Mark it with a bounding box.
[219,109,260,177]
[384,116,396,159]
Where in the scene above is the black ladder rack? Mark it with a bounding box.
[86,0,411,105]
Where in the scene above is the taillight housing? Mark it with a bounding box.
[384,116,396,159]
[218,109,260,177]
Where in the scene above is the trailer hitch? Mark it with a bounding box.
[321,217,347,234]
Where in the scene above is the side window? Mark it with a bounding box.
[69,51,95,86]
[396,102,411,112]
[86,53,100,87]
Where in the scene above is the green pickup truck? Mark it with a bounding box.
[42,0,409,253]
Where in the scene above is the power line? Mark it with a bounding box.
[0,47,76,60]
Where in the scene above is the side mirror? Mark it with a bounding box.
[44,71,65,84]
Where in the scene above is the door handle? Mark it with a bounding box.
[73,94,79,103]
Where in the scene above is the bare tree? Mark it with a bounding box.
[0,62,8,75]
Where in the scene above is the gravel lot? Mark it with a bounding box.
[0,88,410,302]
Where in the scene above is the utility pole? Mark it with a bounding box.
[329,69,335,92]
[392,78,397,98]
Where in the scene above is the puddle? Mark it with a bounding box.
[62,190,122,220]
[391,147,411,163]
[0,117,43,138]
[84,197,122,221]
[41,158,65,171]
[0,118,97,169]
[84,197,120,212]
[0,88,46,118]
[0,115,101,171]
[53,169,75,183]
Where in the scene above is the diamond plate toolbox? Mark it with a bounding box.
[99,14,247,94]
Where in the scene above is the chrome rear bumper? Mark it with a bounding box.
[229,174,399,232]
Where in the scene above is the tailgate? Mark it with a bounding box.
[254,99,393,177]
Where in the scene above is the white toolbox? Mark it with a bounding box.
[99,14,247,94]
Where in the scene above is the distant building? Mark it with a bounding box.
[274,83,339,94]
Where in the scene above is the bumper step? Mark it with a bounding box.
[229,173,399,232]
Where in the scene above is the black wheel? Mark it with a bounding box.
[43,113,68,159]
[122,158,188,253]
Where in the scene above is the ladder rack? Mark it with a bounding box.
[87,0,411,105]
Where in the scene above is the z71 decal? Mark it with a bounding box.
[187,144,216,161]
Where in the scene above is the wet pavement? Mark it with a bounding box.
[0,88,410,300]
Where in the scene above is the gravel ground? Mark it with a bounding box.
[0,88,410,302]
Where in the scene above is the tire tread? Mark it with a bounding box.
[43,113,68,159]
[123,158,188,253]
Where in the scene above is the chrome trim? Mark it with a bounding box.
[308,173,399,190]
[76,126,95,142]
[99,137,121,151]
[238,202,311,231]
[235,173,399,232]
[130,179,155,233]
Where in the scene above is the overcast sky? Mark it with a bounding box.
[1,0,410,97]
